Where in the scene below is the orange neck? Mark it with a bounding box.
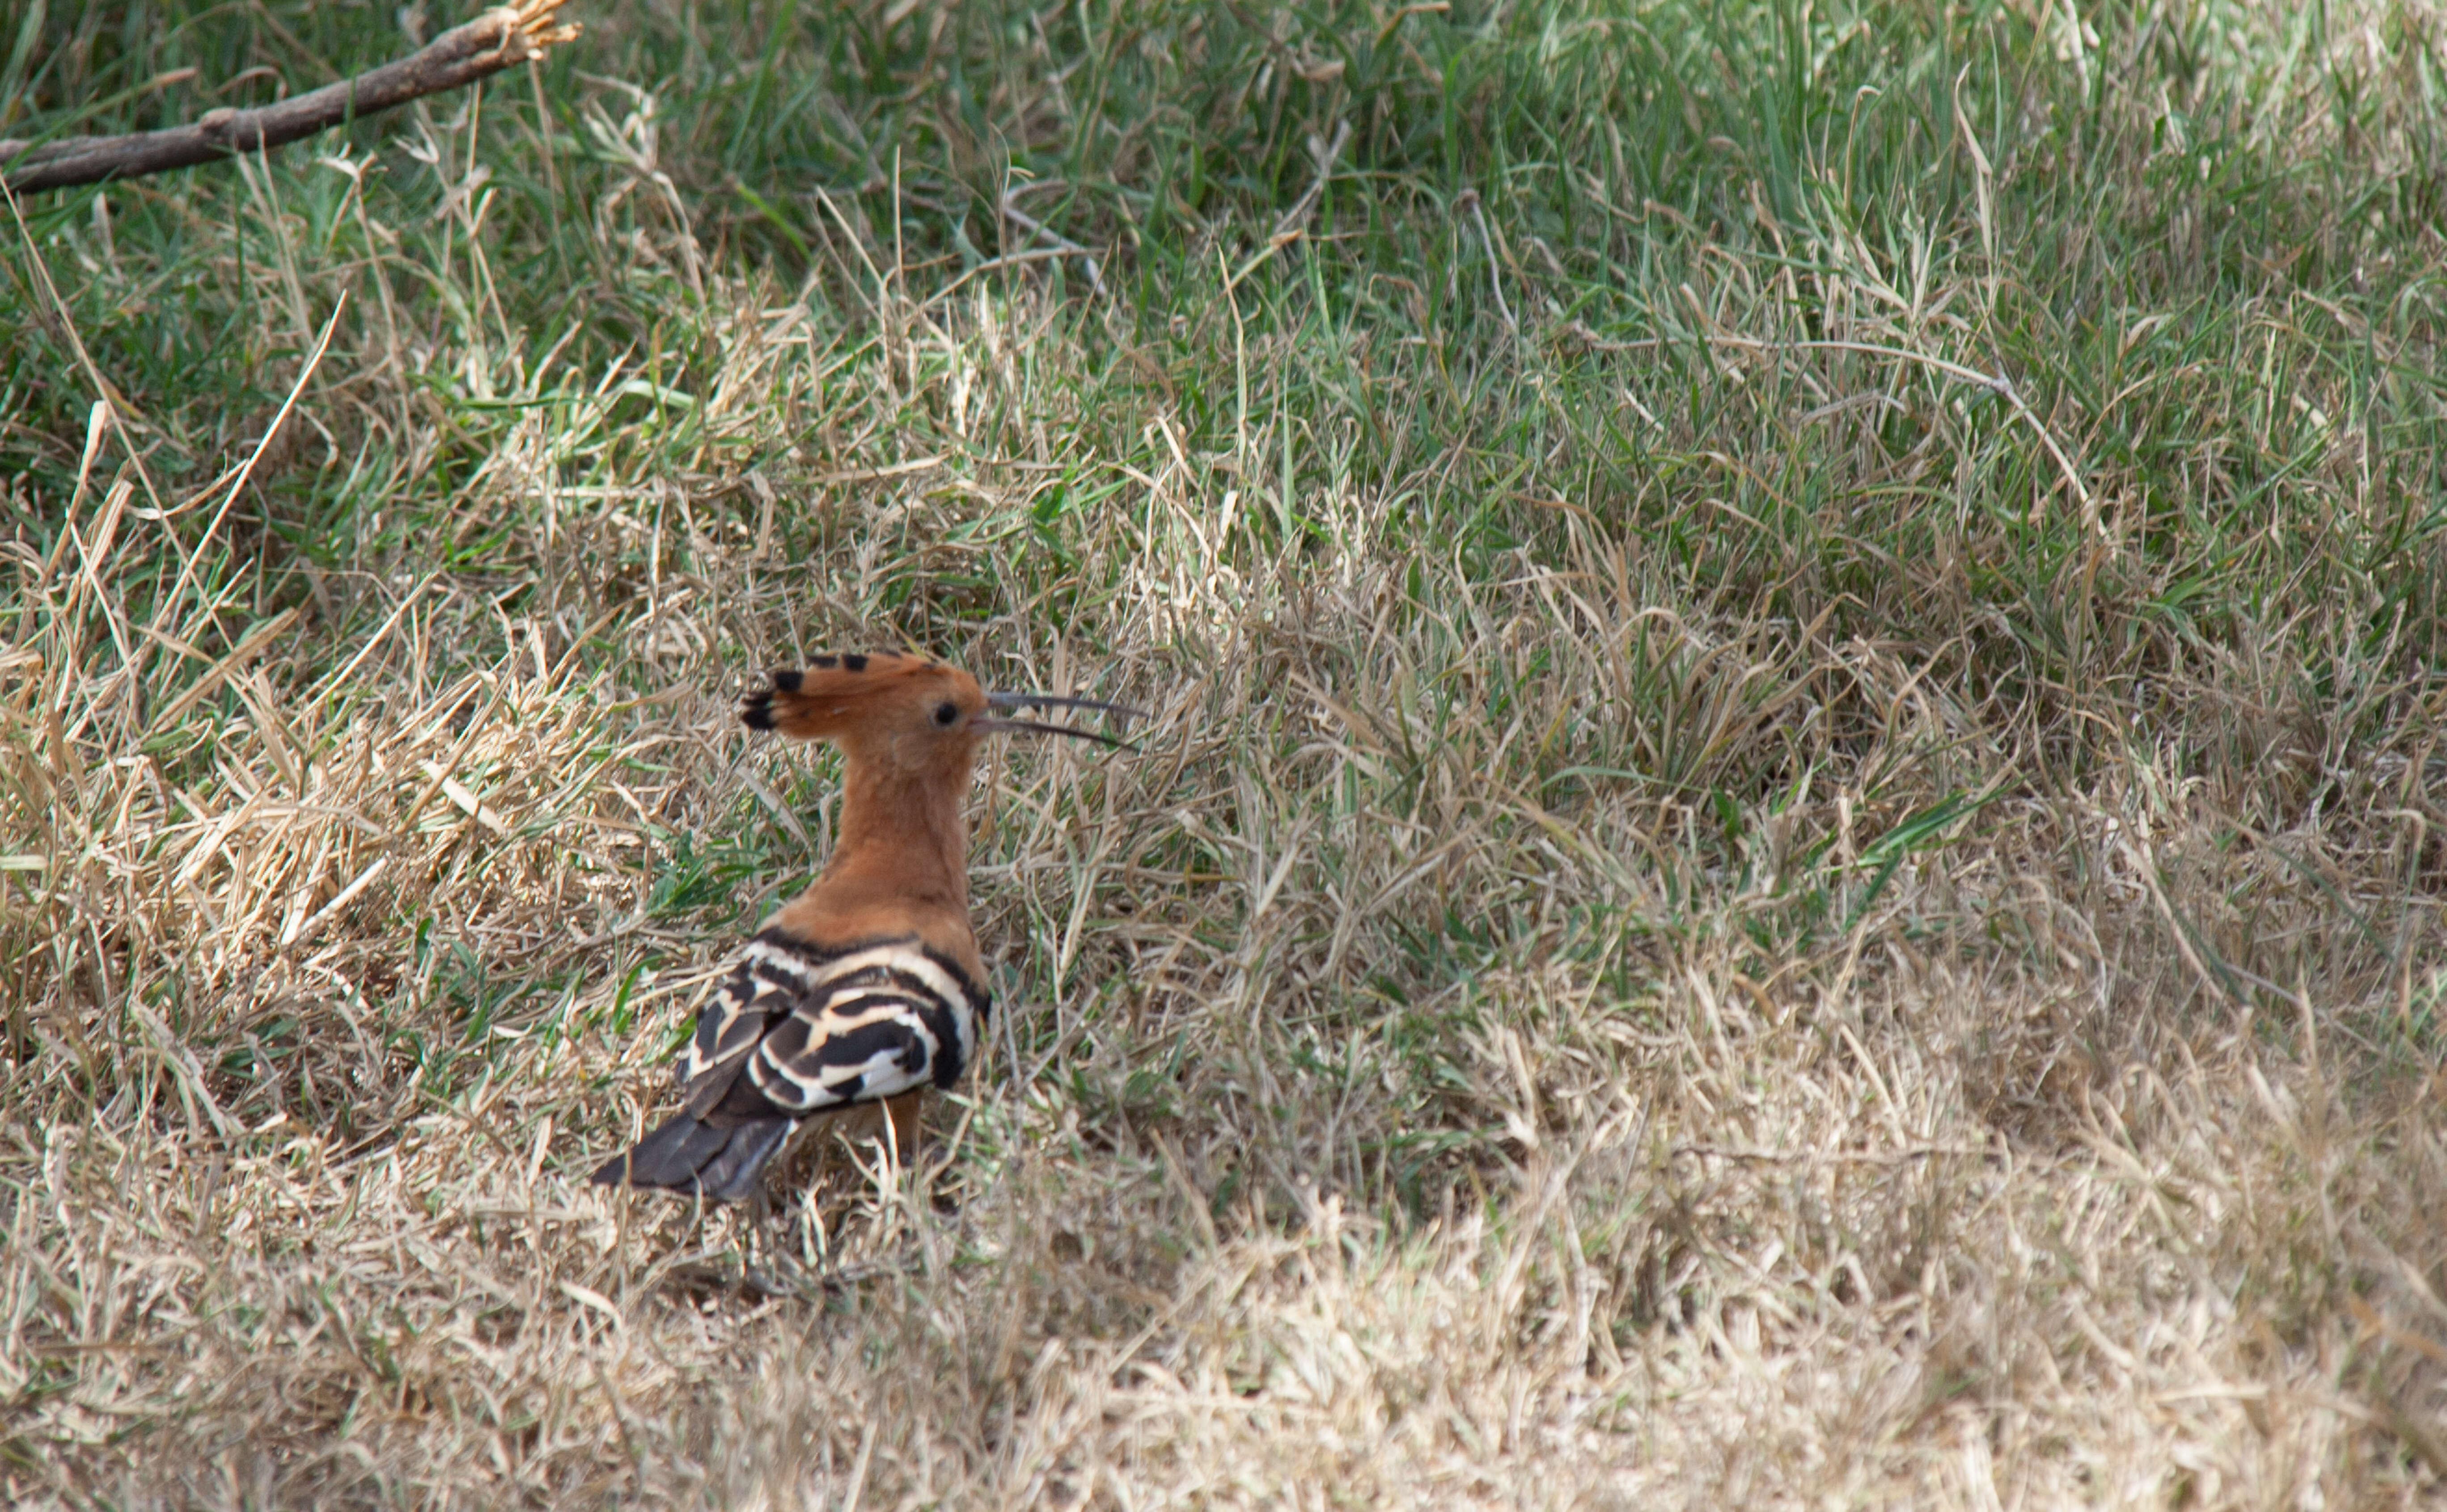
[813,742,973,915]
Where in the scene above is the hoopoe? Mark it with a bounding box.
[591,650,1131,1201]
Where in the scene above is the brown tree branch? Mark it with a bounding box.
[1,0,580,195]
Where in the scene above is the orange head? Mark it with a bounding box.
[740,650,1135,921]
[740,650,1131,764]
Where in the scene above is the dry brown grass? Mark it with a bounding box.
[7,0,2447,1505]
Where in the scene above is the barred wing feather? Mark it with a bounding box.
[592,930,988,1198]
[682,933,987,1117]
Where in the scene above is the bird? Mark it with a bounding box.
[590,649,1133,1201]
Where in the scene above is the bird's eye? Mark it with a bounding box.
[933,701,960,726]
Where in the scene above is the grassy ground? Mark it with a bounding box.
[5,0,2447,1504]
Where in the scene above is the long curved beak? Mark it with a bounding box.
[980,689,1143,748]
[972,716,1133,748]
[985,691,1142,720]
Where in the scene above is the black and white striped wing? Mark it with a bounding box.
[676,931,989,1119]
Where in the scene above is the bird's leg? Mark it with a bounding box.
[745,1164,828,1297]
[883,1091,925,1173]
[740,1180,779,1295]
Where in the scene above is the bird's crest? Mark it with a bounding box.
[740,650,974,741]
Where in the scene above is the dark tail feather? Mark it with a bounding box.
[591,1113,794,1201]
